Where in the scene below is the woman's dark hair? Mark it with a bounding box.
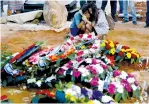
[81,3,90,14]
[88,2,98,23]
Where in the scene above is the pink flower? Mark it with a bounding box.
[113,70,121,77]
[76,57,82,62]
[128,73,134,78]
[134,81,139,86]
[101,63,107,70]
[29,54,39,64]
[87,34,92,39]
[92,58,97,65]
[92,46,98,49]
[77,51,84,56]
[57,68,65,75]
[108,84,116,94]
[90,78,98,86]
[79,34,83,38]
[70,37,74,41]
[73,71,81,78]
[121,79,132,92]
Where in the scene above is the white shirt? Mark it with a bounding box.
[94,9,109,35]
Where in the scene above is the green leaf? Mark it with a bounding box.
[56,58,61,67]
[71,76,75,82]
[2,80,7,87]
[131,59,135,64]
[67,53,76,60]
[122,90,127,101]
[115,93,122,102]
[115,56,121,61]
[133,89,140,99]
[107,66,113,72]
[104,50,109,54]
[113,66,119,70]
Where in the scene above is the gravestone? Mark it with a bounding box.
[43,1,68,29]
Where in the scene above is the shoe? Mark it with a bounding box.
[144,25,149,28]
[122,19,129,23]
[132,21,137,25]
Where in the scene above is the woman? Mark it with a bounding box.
[70,4,94,36]
[88,2,109,39]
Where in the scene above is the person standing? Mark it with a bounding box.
[122,0,137,25]
[144,1,149,28]
[119,0,123,14]
[101,0,117,22]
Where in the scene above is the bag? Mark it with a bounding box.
[105,14,115,30]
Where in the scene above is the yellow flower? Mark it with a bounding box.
[87,100,94,104]
[81,45,86,50]
[80,98,85,102]
[126,53,131,59]
[109,41,114,48]
[25,60,30,67]
[65,93,71,99]
[121,49,125,52]
[103,40,108,43]
[70,96,77,102]
[100,42,105,47]
[110,48,116,55]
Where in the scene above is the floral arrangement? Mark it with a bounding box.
[1,33,143,103]
[100,40,140,64]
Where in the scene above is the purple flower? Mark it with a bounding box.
[90,78,98,86]
[92,90,103,99]
[108,84,116,94]
[57,68,65,75]
[128,73,134,78]
[113,70,121,77]
[101,64,107,70]
[73,71,81,78]
[81,88,88,96]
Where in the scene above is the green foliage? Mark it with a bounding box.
[115,93,122,102]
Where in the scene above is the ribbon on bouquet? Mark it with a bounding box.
[103,71,113,89]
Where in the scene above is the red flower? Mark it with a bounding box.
[57,69,65,75]
[19,72,23,76]
[122,46,130,50]
[114,41,119,45]
[0,95,8,101]
[106,55,115,66]
[36,90,54,98]
[105,43,111,50]
[118,51,124,57]
[131,53,137,59]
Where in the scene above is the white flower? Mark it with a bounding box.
[85,58,92,63]
[36,80,42,87]
[27,78,36,84]
[116,84,124,93]
[120,71,128,79]
[93,99,102,104]
[94,64,104,74]
[84,50,89,55]
[89,48,96,54]
[28,67,32,71]
[71,85,81,95]
[78,67,89,77]
[127,77,135,84]
[98,80,104,91]
[45,75,56,83]
[87,89,93,99]
[131,84,137,91]
[101,95,113,103]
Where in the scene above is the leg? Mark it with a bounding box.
[110,1,117,21]
[123,0,129,21]
[146,1,149,26]
[85,24,92,32]
[119,0,123,14]
[101,0,107,11]
[129,0,137,22]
